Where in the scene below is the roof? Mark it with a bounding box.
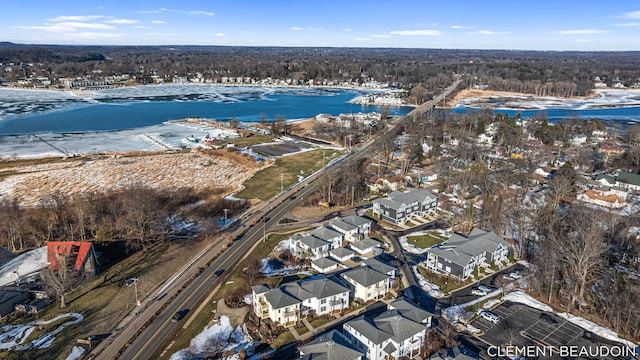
[383,342,397,354]
[0,248,16,268]
[341,215,372,227]
[374,188,438,211]
[300,276,350,299]
[596,174,616,185]
[311,257,339,270]
[264,287,301,309]
[345,312,426,346]
[47,241,96,273]
[345,315,393,344]
[0,247,48,287]
[617,172,640,187]
[251,284,271,295]
[388,297,434,323]
[582,189,624,204]
[309,226,343,241]
[299,330,362,360]
[331,219,358,232]
[351,238,382,252]
[447,229,509,256]
[330,247,355,258]
[362,257,396,275]
[341,266,388,287]
[300,235,331,249]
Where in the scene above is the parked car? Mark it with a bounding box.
[471,288,489,296]
[172,309,189,322]
[479,310,500,324]
[540,312,558,324]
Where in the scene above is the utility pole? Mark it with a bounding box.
[322,151,325,168]
[280,174,284,192]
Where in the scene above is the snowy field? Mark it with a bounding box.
[454,89,640,110]
[0,312,83,351]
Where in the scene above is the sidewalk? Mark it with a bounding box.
[298,301,388,341]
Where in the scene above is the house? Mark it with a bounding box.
[422,228,510,279]
[388,297,434,327]
[309,226,344,250]
[368,176,406,193]
[330,215,372,243]
[477,133,493,145]
[577,190,626,209]
[47,241,98,277]
[427,346,479,360]
[341,266,391,302]
[372,189,438,225]
[343,310,428,360]
[290,233,331,260]
[299,329,363,360]
[330,247,356,262]
[362,257,396,278]
[252,276,350,326]
[571,134,588,146]
[615,172,640,191]
[599,145,626,157]
[350,238,383,256]
[311,257,340,274]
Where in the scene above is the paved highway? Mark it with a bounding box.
[91,79,462,360]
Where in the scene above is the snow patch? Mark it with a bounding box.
[65,346,86,360]
[0,246,49,287]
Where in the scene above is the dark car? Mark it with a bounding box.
[172,309,189,322]
[540,312,558,324]
[214,269,225,277]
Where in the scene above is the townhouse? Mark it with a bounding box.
[422,228,510,279]
[299,330,363,360]
[330,215,373,243]
[341,266,392,302]
[373,189,438,225]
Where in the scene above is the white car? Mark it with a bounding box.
[480,310,500,324]
[471,288,489,296]
[509,271,523,279]
[477,284,496,292]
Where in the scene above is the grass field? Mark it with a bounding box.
[236,149,343,201]
[407,231,447,249]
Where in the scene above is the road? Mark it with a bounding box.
[91,79,462,360]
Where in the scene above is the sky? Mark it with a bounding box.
[2,0,640,51]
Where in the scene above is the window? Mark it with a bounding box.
[321,298,327,304]
[320,306,326,312]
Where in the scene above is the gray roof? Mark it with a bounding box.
[617,172,640,186]
[374,188,437,211]
[300,276,350,299]
[0,248,16,267]
[341,266,388,287]
[264,287,301,309]
[428,246,475,268]
[342,215,372,227]
[330,247,355,258]
[351,238,382,252]
[330,219,358,232]
[362,257,396,275]
[447,228,509,255]
[383,342,397,355]
[299,329,362,360]
[346,312,425,346]
[388,297,433,324]
[251,284,271,295]
[311,257,339,270]
[300,234,331,249]
[309,226,343,241]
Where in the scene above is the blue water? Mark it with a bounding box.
[452,106,640,126]
[0,91,413,136]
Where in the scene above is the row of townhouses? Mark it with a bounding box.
[421,228,510,279]
[372,189,438,225]
[252,258,396,326]
[299,297,434,360]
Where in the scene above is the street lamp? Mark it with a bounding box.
[124,277,140,313]
[280,174,284,192]
[223,208,229,228]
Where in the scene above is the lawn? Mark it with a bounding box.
[215,133,274,147]
[407,231,447,249]
[417,266,471,294]
[236,149,343,200]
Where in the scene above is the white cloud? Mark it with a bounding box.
[614,22,640,27]
[132,25,150,29]
[290,27,304,31]
[15,25,74,32]
[57,22,114,29]
[188,10,214,16]
[390,30,441,36]
[450,25,468,29]
[371,34,392,38]
[555,29,608,35]
[216,33,226,37]
[621,10,640,19]
[354,37,371,41]
[147,32,178,36]
[105,19,139,25]
[47,15,105,22]
[151,20,164,24]
[466,30,510,35]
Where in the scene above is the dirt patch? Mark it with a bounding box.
[448,88,593,107]
[216,297,250,328]
[287,118,315,136]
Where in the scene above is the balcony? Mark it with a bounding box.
[329,299,343,307]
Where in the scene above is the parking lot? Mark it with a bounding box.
[471,302,633,359]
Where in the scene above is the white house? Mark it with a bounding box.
[290,233,331,260]
[330,247,356,262]
[311,257,340,274]
[299,330,363,360]
[341,266,391,302]
[343,310,427,360]
[330,215,372,243]
[571,134,588,146]
[351,238,383,256]
[309,226,344,250]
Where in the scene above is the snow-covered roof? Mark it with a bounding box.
[0,247,49,287]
